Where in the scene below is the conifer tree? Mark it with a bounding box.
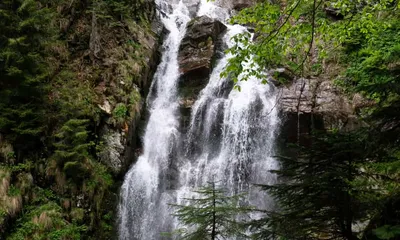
[172,182,249,240]
[250,131,368,240]
[0,0,55,151]
[52,119,91,183]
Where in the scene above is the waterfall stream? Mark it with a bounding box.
[118,0,279,239]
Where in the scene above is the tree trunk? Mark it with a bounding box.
[211,183,216,240]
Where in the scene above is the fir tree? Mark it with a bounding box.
[0,0,55,152]
[172,182,249,240]
[52,119,91,183]
[250,131,368,240]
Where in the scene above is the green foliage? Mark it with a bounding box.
[8,161,33,173]
[171,182,248,240]
[0,0,153,238]
[7,202,87,240]
[223,2,400,238]
[70,208,85,223]
[113,103,128,119]
[7,185,21,197]
[90,0,153,24]
[63,161,88,182]
[52,119,91,168]
[373,225,400,239]
[224,0,400,86]
[252,131,368,239]
[0,0,56,151]
[52,70,101,123]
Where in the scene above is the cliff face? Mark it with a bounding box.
[97,15,162,177]
[278,77,361,145]
[175,12,358,147]
[0,0,162,238]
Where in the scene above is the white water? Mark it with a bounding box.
[118,0,279,239]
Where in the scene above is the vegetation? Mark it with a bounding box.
[171,182,249,240]
[2,0,400,238]
[0,0,156,238]
[219,0,400,239]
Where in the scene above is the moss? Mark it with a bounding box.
[63,161,87,183]
[70,208,85,223]
[7,185,21,197]
[129,88,142,105]
[112,103,128,125]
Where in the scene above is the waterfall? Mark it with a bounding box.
[118,0,279,239]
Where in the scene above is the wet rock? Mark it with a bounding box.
[324,7,344,20]
[99,128,125,174]
[279,77,360,145]
[217,0,256,11]
[178,15,226,91]
[177,16,226,132]
[183,0,200,18]
[232,0,256,10]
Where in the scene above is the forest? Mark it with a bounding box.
[0,0,399,239]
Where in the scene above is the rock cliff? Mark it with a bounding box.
[278,76,360,145]
[178,16,227,130]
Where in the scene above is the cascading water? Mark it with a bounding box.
[118,0,280,239]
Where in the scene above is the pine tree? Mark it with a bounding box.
[172,182,249,240]
[0,0,55,152]
[52,119,91,183]
[250,131,368,240]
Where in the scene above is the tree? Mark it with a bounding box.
[223,0,400,82]
[225,1,400,239]
[172,182,249,240]
[0,0,55,152]
[248,131,369,240]
[51,119,91,184]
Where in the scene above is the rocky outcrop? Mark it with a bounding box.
[217,0,256,11]
[178,16,226,86]
[97,14,162,176]
[278,77,360,144]
[177,16,226,131]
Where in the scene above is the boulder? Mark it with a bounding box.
[278,77,360,145]
[280,78,354,118]
[178,15,226,92]
[99,127,125,174]
[216,0,256,11]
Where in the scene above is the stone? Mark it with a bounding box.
[178,15,226,87]
[278,77,360,145]
[232,0,256,10]
[183,0,200,18]
[99,128,125,174]
[98,100,112,114]
[216,0,256,11]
